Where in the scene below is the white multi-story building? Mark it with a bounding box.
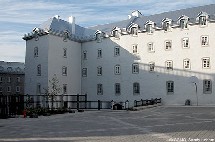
[23,4,215,107]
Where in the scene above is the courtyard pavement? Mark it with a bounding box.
[0,106,215,142]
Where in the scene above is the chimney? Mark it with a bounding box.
[69,16,75,35]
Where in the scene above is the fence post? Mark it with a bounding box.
[77,94,79,111]
[98,100,100,110]
[134,100,137,107]
[125,100,129,110]
[85,94,87,109]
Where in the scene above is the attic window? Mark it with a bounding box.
[96,33,102,43]
[131,27,138,36]
[180,19,188,29]
[146,24,153,34]
[199,16,207,26]
[113,30,120,39]
[164,21,171,31]
[63,31,69,42]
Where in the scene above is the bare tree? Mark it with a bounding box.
[44,74,62,110]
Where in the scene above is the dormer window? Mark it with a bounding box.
[63,31,69,42]
[113,30,120,39]
[197,12,208,27]
[162,18,172,32]
[145,21,155,34]
[178,15,189,30]
[131,26,138,36]
[180,19,188,29]
[200,16,207,26]
[95,32,102,43]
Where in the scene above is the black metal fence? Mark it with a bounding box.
[134,98,161,107]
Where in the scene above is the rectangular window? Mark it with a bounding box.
[113,30,120,39]
[63,48,67,58]
[37,83,41,94]
[203,80,212,94]
[115,83,121,95]
[114,46,120,56]
[16,86,20,93]
[166,60,173,70]
[149,62,155,72]
[37,65,41,76]
[97,49,102,58]
[83,51,87,60]
[0,77,2,83]
[133,82,140,94]
[97,84,103,95]
[148,42,155,52]
[131,27,138,36]
[8,77,11,82]
[165,40,172,50]
[201,36,209,46]
[200,16,207,26]
[132,63,139,74]
[34,47,38,57]
[202,58,210,69]
[7,86,11,92]
[183,59,191,69]
[63,84,67,94]
[17,77,21,83]
[82,68,87,77]
[62,66,67,76]
[146,24,153,34]
[166,81,174,94]
[182,38,189,48]
[115,65,120,75]
[0,86,2,92]
[180,19,188,29]
[132,44,138,54]
[97,66,102,76]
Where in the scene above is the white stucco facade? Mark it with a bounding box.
[24,4,215,107]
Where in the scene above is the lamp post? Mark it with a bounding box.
[188,76,199,106]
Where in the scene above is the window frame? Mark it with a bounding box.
[182,37,189,49]
[166,81,174,94]
[62,66,67,76]
[149,62,155,72]
[133,82,140,95]
[8,77,11,83]
[82,68,87,77]
[199,16,207,26]
[7,86,11,92]
[63,48,67,58]
[201,35,209,46]
[114,46,120,56]
[132,44,138,54]
[203,79,212,94]
[166,60,173,70]
[148,42,155,52]
[115,83,121,95]
[83,51,87,60]
[183,59,191,70]
[115,65,120,75]
[97,66,102,76]
[34,47,38,57]
[202,57,210,69]
[17,77,21,83]
[97,49,102,58]
[165,40,172,50]
[0,86,2,92]
[97,84,103,95]
[132,63,139,74]
[16,86,20,93]
[63,84,67,94]
[131,27,138,36]
[37,64,41,76]
[0,76,3,83]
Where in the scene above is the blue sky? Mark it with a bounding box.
[1,0,215,62]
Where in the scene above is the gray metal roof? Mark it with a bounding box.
[88,4,215,32]
[36,4,215,41]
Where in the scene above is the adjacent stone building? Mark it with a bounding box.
[23,4,215,107]
[0,61,25,95]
